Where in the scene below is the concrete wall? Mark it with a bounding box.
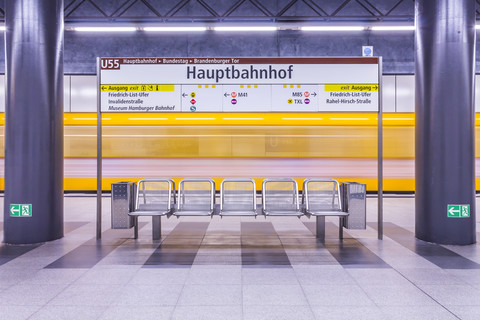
[63,31,415,74]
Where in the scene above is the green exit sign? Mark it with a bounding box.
[10,204,32,217]
[447,204,470,218]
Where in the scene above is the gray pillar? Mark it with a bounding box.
[415,0,476,245]
[3,0,64,244]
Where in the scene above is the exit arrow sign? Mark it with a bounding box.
[447,204,470,218]
[10,204,32,217]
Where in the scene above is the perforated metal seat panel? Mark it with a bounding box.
[129,179,175,216]
[173,210,213,216]
[220,179,257,216]
[262,178,303,217]
[174,179,215,217]
[303,178,347,217]
[264,210,304,217]
[129,209,170,216]
[306,210,348,216]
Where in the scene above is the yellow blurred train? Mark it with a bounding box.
[1,111,479,192]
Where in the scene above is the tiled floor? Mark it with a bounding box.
[0,195,480,319]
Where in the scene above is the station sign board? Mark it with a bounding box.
[99,57,379,113]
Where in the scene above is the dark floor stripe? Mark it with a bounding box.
[304,222,390,268]
[64,221,89,234]
[46,224,146,269]
[143,222,210,267]
[0,243,42,266]
[0,222,91,267]
[241,222,291,267]
[370,222,480,269]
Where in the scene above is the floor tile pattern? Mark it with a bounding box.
[0,195,479,319]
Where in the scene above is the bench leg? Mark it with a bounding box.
[152,216,161,240]
[134,216,138,239]
[339,217,344,240]
[316,216,325,241]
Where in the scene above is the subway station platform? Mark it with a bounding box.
[0,195,479,319]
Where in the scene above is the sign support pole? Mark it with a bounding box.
[96,58,102,240]
[378,57,383,240]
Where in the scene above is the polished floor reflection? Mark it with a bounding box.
[0,195,480,319]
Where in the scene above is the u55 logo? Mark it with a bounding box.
[101,59,120,70]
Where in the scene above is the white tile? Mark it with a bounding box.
[47,284,123,306]
[129,268,190,285]
[113,284,183,306]
[311,306,384,320]
[186,266,241,284]
[100,306,173,320]
[30,306,106,320]
[242,267,299,285]
[396,268,468,285]
[244,305,315,320]
[346,268,411,286]
[447,305,480,320]
[243,285,307,306]
[361,284,437,306]
[178,285,242,306]
[0,306,41,320]
[172,306,242,320]
[418,284,480,306]
[74,268,137,285]
[302,285,374,306]
[380,306,458,320]
[23,269,88,285]
[0,284,68,306]
[294,265,356,285]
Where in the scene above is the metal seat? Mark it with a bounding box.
[220,178,257,217]
[174,178,215,217]
[262,178,303,217]
[302,178,347,240]
[128,178,175,240]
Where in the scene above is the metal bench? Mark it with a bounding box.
[302,178,347,240]
[262,178,303,217]
[220,178,257,217]
[128,178,175,240]
[174,178,215,217]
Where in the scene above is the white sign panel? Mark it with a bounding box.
[99,57,380,112]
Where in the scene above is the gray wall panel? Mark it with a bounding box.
[71,75,96,112]
[382,75,396,113]
[64,76,71,112]
[476,75,480,112]
[0,75,4,112]
[396,75,415,112]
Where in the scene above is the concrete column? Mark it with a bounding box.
[415,0,476,244]
[3,0,64,244]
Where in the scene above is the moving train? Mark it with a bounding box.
[0,74,479,192]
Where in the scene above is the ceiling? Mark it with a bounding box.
[0,0,418,23]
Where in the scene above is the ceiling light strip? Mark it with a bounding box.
[300,26,365,31]
[74,27,137,32]
[214,26,277,32]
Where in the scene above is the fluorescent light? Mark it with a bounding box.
[143,26,207,32]
[0,26,5,31]
[301,26,364,31]
[371,26,415,31]
[74,27,136,32]
[476,25,480,29]
[214,26,277,32]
